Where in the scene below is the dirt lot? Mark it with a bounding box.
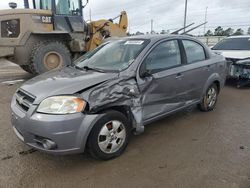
[0,60,250,188]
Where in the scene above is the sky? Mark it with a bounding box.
[1,0,250,35]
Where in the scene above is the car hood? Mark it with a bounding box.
[212,50,250,59]
[20,67,117,104]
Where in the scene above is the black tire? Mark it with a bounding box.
[29,41,71,74]
[87,111,131,160]
[198,84,218,112]
[19,65,33,74]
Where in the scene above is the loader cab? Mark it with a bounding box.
[54,0,82,16]
[33,0,86,33]
[33,0,52,10]
[33,0,83,15]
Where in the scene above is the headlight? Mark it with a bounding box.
[37,96,86,114]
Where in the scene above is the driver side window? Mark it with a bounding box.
[55,0,81,15]
[144,40,181,74]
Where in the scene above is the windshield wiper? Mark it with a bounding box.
[82,66,105,73]
[72,64,85,71]
[72,64,104,72]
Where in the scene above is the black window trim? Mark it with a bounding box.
[139,38,185,75]
[180,39,209,65]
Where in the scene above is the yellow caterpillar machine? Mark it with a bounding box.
[0,0,128,74]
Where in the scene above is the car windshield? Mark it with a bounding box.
[212,37,250,50]
[74,39,149,72]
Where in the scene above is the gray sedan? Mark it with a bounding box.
[11,35,227,160]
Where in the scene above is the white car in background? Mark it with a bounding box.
[212,35,250,62]
[212,36,250,86]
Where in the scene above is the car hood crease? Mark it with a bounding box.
[20,67,117,104]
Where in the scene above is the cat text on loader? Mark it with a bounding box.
[0,0,128,74]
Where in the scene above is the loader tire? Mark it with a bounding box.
[29,41,71,74]
[20,65,33,74]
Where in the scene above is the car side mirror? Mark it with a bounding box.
[139,63,152,78]
[140,70,152,78]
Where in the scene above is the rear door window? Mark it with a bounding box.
[182,40,206,64]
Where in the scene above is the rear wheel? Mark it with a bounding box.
[87,111,131,160]
[29,41,71,74]
[198,84,218,112]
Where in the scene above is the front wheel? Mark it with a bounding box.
[87,111,131,160]
[198,84,218,112]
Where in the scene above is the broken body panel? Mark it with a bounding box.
[229,59,250,87]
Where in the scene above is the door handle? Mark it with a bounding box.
[204,65,211,71]
[175,73,184,79]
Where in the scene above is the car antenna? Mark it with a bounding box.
[180,22,207,35]
[171,23,195,34]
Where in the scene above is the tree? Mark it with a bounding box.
[223,28,234,36]
[135,31,144,35]
[205,30,213,36]
[214,26,224,36]
[151,30,156,34]
[247,27,250,35]
[233,28,244,35]
[160,30,170,34]
[160,30,167,34]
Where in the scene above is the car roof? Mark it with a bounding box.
[123,34,197,42]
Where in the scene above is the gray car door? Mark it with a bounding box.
[137,39,188,121]
[180,39,212,102]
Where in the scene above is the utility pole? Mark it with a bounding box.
[150,19,154,34]
[89,8,92,21]
[203,7,208,36]
[183,0,188,32]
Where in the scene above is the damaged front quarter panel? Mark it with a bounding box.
[81,74,145,134]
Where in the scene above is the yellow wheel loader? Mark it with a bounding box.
[0,0,128,74]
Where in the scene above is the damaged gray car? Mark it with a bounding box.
[11,35,227,160]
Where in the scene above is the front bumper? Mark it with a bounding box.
[10,95,99,155]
